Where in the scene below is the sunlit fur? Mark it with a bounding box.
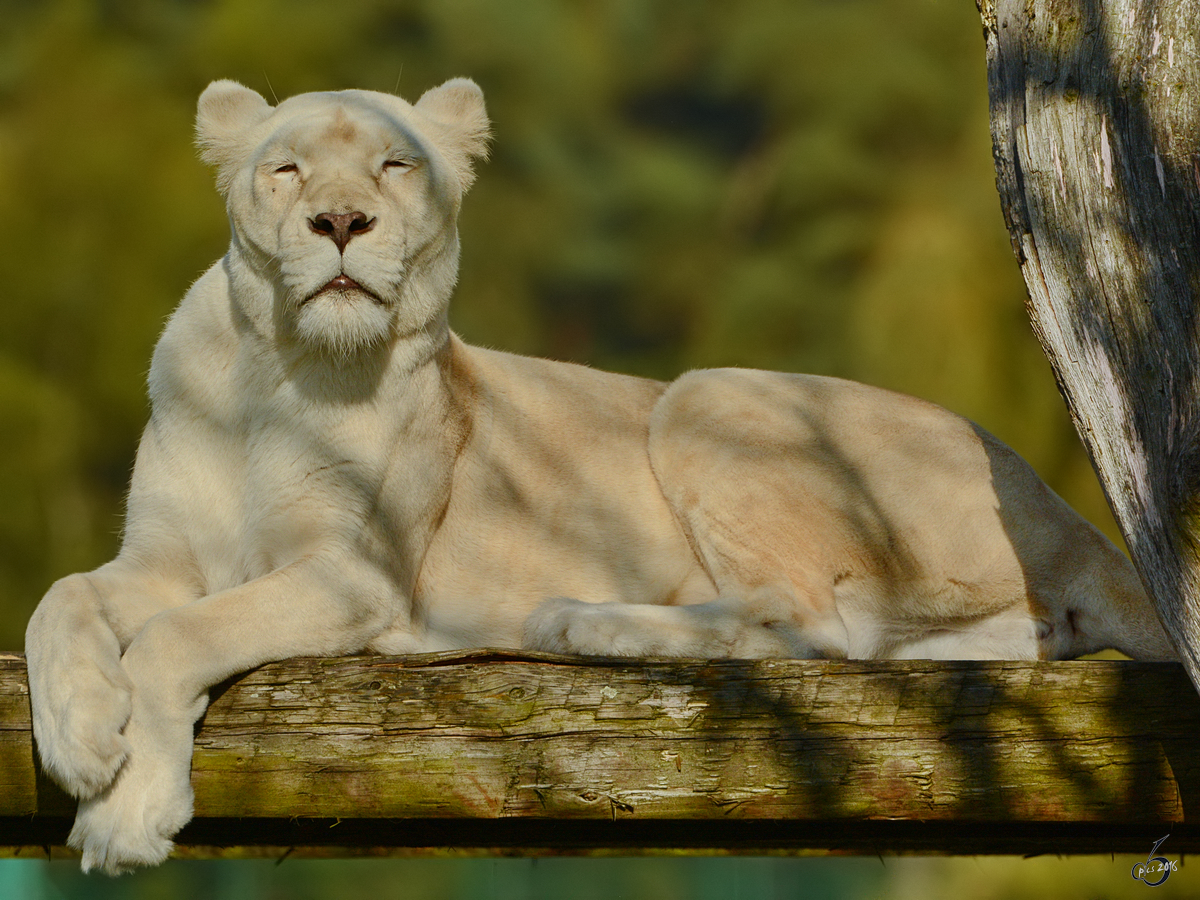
[293,288,397,359]
[25,79,1175,875]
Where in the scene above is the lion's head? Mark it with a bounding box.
[195,79,489,358]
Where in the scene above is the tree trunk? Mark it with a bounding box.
[980,0,1200,688]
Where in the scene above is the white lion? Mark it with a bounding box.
[25,78,1174,874]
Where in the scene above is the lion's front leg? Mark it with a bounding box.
[26,574,132,800]
[68,554,400,874]
[25,565,189,801]
[68,672,202,874]
[524,586,847,660]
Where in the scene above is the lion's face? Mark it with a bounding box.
[195,80,489,357]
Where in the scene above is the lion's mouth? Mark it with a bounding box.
[303,275,385,305]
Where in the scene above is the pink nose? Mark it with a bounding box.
[308,212,375,253]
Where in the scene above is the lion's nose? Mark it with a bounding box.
[308,211,376,253]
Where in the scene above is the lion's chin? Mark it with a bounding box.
[294,286,395,358]
[304,274,381,301]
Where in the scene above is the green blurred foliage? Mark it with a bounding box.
[0,0,1117,649]
[5,852,1200,899]
[0,856,890,900]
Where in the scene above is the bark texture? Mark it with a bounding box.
[981,0,1200,688]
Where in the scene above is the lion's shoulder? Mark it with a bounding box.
[148,260,245,423]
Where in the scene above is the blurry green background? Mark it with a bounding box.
[2,0,1180,896]
[0,0,1119,650]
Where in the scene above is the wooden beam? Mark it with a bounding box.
[2,652,1198,858]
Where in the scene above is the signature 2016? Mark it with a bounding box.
[1131,835,1179,887]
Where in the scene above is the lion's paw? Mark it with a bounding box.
[523,597,656,657]
[35,676,133,800]
[524,597,599,655]
[68,752,194,875]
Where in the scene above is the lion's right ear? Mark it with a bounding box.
[195,81,272,189]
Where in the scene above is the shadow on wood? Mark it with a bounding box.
[2,651,1199,859]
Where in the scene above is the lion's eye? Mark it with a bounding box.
[383,159,415,174]
[274,164,299,176]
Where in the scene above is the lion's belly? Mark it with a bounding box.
[395,345,716,652]
[411,497,711,650]
[412,501,710,648]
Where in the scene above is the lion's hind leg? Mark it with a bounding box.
[524,371,859,661]
[634,369,855,660]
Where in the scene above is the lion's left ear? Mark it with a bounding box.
[415,78,491,190]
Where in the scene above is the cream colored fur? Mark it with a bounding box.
[25,79,1174,874]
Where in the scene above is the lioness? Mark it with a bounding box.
[25,78,1173,873]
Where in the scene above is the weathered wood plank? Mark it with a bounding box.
[3,652,1199,857]
[0,654,36,818]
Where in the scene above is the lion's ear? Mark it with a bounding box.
[195,81,272,189]
[415,78,491,190]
